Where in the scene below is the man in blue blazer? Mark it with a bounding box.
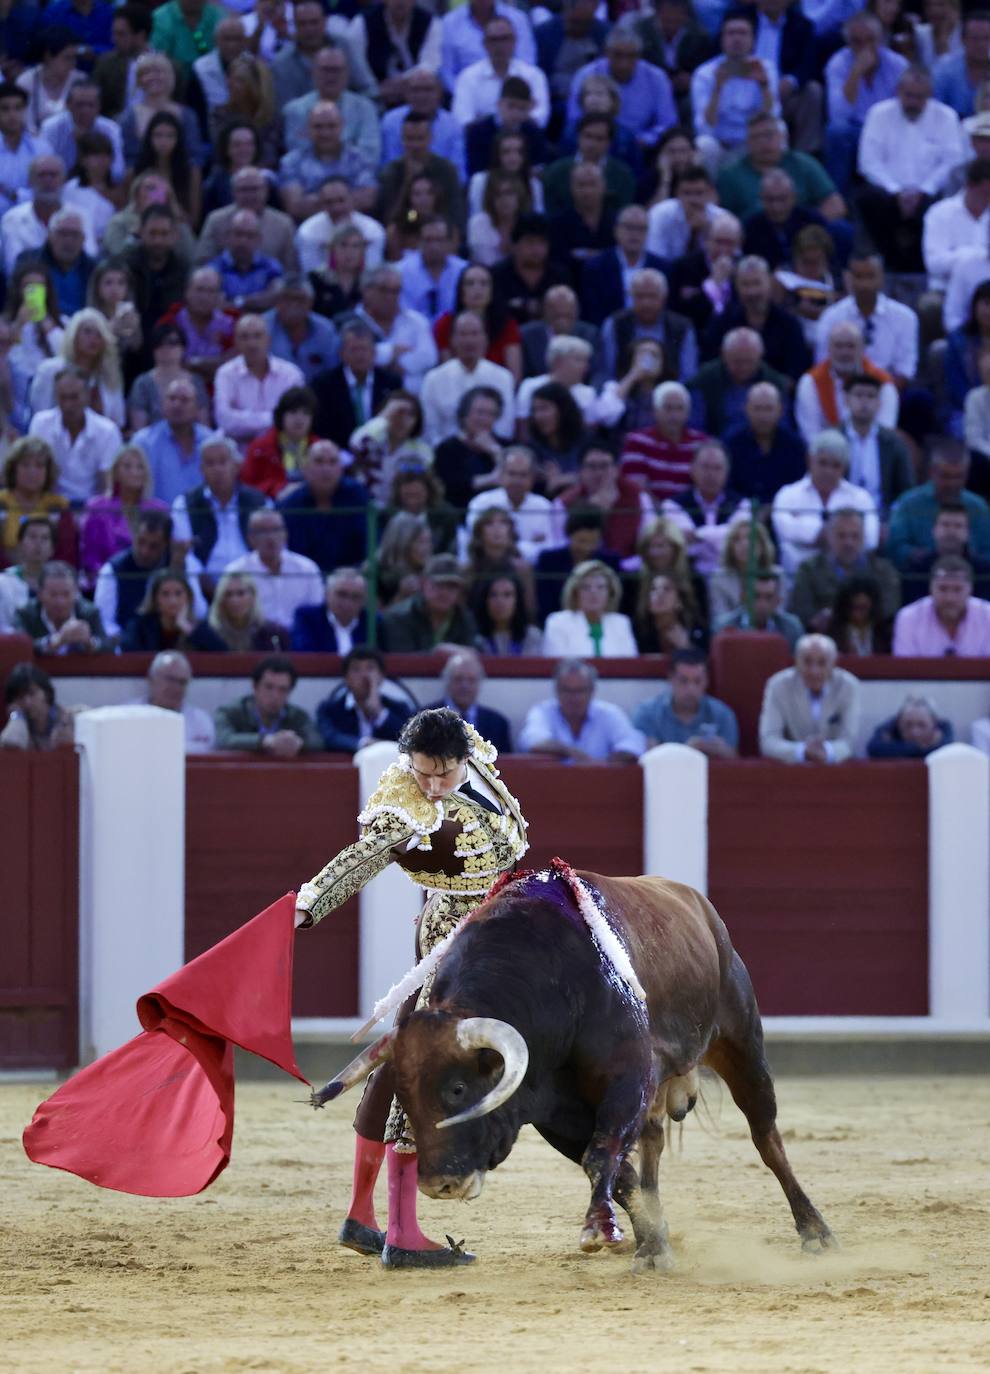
[426,648,513,755]
[316,646,412,754]
[290,567,375,652]
[579,205,667,327]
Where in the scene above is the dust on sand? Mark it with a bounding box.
[2,1074,988,1374]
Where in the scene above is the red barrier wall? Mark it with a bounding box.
[0,750,79,1068]
[184,759,361,1016]
[499,759,644,876]
[708,760,929,1015]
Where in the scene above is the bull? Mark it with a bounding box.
[313,864,835,1271]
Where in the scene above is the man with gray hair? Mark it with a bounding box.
[772,429,879,574]
[795,319,899,443]
[595,265,698,387]
[170,432,269,578]
[265,275,340,382]
[516,334,612,426]
[759,632,860,763]
[702,253,812,382]
[464,444,554,561]
[581,202,667,327]
[144,650,215,753]
[519,657,646,763]
[345,264,437,394]
[426,647,512,755]
[0,154,97,276]
[620,377,707,501]
[311,317,405,448]
[197,166,299,272]
[19,205,95,316]
[291,566,370,653]
[690,325,789,435]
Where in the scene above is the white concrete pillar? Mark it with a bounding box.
[926,743,990,1021]
[76,706,184,1061]
[355,741,421,1020]
[640,743,708,894]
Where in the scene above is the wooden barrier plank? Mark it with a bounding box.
[708,760,928,1016]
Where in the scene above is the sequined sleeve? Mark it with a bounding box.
[297,816,414,927]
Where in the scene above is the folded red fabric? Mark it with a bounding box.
[23,892,307,1197]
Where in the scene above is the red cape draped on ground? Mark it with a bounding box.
[22,893,308,1197]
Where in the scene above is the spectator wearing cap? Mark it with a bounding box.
[379,552,479,651]
[856,67,964,275]
[316,646,412,754]
[290,566,372,653]
[426,646,513,755]
[772,431,879,575]
[264,276,340,384]
[420,313,515,446]
[867,695,953,758]
[277,440,369,573]
[633,648,738,755]
[452,16,550,128]
[690,10,780,172]
[310,319,404,450]
[892,555,990,655]
[823,11,909,194]
[224,509,324,631]
[542,115,636,219]
[519,656,646,763]
[169,433,268,580]
[214,654,322,756]
[887,443,990,572]
[567,29,676,148]
[758,632,860,763]
[208,208,283,313]
[143,649,215,753]
[922,156,990,297]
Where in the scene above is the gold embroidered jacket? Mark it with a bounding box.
[297,726,529,927]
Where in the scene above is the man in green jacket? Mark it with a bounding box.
[214,654,322,755]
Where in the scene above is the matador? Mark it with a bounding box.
[295,707,529,1269]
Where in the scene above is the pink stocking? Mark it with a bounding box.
[385,1145,443,1251]
[346,1135,385,1230]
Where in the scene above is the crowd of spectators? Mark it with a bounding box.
[3,0,990,763]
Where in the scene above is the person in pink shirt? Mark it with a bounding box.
[892,556,990,656]
[213,313,304,447]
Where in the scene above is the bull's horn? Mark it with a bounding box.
[309,1030,396,1109]
[436,1018,529,1130]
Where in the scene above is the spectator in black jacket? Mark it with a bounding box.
[534,508,621,623]
[426,646,513,754]
[291,567,374,653]
[316,645,411,753]
[379,553,478,651]
[702,254,812,380]
[121,568,226,651]
[867,696,953,758]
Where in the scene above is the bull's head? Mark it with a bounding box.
[310,1011,529,1200]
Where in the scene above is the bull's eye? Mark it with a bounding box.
[442,1079,468,1108]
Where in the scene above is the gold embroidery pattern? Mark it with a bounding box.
[301,815,413,925]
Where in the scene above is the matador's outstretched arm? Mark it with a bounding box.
[296,819,415,927]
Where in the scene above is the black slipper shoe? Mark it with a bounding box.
[339,1218,386,1255]
[381,1236,476,1269]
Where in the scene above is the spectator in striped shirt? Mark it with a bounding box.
[618,379,709,503]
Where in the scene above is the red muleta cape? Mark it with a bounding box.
[23,893,307,1197]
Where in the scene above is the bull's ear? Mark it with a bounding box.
[476,1048,503,1078]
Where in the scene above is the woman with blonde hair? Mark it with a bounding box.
[373,510,434,606]
[208,570,289,651]
[208,54,278,168]
[708,518,778,622]
[29,308,125,427]
[120,51,205,169]
[544,558,638,657]
[102,172,197,263]
[79,444,168,584]
[629,516,701,625]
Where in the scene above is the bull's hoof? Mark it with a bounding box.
[339,1218,385,1256]
[580,1220,625,1253]
[632,1244,676,1276]
[381,1240,476,1269]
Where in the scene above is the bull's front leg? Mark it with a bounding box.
[579,1073,651,1254]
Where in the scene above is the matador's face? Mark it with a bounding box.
[408,753,468,801]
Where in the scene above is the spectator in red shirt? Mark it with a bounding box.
[240,385,319,498]
[619,379,709,502]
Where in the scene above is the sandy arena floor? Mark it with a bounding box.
[2,1073,988,1374]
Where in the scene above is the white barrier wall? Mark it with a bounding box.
[76,706,185,1061]
[640,743,708,894]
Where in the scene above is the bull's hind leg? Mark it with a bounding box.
[614,1117,674,1274]
[704,953,835,1253]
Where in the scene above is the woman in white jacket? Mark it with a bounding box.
[543,559,638,658]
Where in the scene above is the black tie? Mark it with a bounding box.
[459,781,501,814]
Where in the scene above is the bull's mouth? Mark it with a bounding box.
[419,1171,485,1202]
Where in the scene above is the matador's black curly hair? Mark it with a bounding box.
[398,708,471,763]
